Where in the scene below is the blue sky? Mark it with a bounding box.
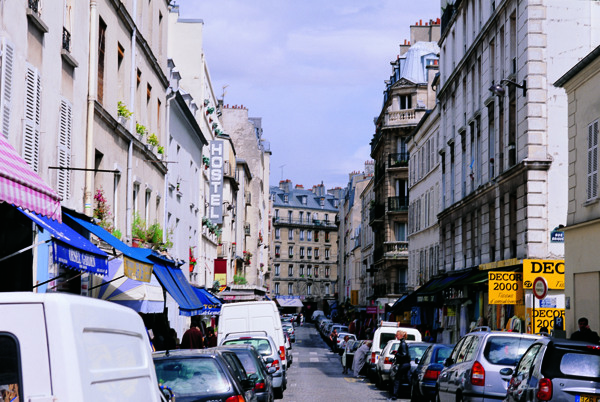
[176,1,440,190]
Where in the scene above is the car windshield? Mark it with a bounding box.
[154,357,230,396]
[483,336,537,365]
[223,339,272,356]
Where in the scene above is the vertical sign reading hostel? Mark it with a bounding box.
[209,140,224,224]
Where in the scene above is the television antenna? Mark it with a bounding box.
[279,164,286,181]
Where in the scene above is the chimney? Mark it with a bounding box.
[279,179,292,193]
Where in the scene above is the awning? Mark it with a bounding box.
[19,209,108,275]
[418,271,472,295]
[192,287,222,315]
[151,259,204,316]
[0,135,61,221]
[96,257,164,313]
[275,296,304,308]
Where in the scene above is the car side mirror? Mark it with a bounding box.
[248,373,259,381]
[444,357,454,367]
[414,358,420,364]
[268,366,277,375]
[265,357,274,364]
[241,378,256,391]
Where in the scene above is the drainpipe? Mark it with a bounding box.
[164,87,176,244]
[126,0,137,239]
[84,0,98,216]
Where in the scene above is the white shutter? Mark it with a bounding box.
[23,64,41,172]
[588,120,599,201]
[0,38,14,139]
[57,99,72,200]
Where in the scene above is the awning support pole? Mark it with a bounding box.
[88,274,126,291]
[0,239,51,263]
[32,272,70,289]
[48,271,84,290]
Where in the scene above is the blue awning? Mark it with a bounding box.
[65,213,153,266]
[151,257,204,316]
[192,287,221,315]
[19,209,108,275]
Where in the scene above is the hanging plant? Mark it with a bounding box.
[203,99,210,106]
[212,122,218,129]
[206,107,215,115]
[202,155,210,169]
[189,247,197,272]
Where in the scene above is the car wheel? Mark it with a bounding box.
[375,371,383,389]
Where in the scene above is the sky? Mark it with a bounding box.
[176,1,441,190]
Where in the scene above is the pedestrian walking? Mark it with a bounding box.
[329,328,338,352]
[352,341,371,378]
[341,335,351,374]
[571,317,600,344]
[390,330,411,400]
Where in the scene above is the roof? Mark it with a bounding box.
[555,44,600,87]
[270,185,339,212]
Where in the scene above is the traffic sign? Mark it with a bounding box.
[533,276,548,300]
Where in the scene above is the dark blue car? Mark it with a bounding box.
[410,343,453,402]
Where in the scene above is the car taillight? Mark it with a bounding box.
[225,395,245,402]
[536,378,553,401]
[267,358,281,372]
[254,381,266,391]
[371,352,377,364]
[384,356,393,365]
[423,369,440,381]
[280,346,286,361]
[470,361,485,386]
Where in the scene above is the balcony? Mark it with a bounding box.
[388,152,409,168]
[384,241,409,258]
[388,196,409,212]
[369,203,385,223]
[217,242,230,258]
[373,282,409,297]
[62,27,71,52]
[385,109,419,126]
[272,217,336,228]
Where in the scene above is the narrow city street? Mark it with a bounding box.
[282,323,409,402]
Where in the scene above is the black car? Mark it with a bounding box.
[153,349,257,402]
[409,343,453,402]
[217,344,275,402]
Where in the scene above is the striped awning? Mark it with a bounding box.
[0,135,61,222]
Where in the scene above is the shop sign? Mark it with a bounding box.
[528,308,565,333]
[366,306,377,314]
[523,260,564,289]
[488,271,524,304]
[123,257,153,282]
[208,140,224,224]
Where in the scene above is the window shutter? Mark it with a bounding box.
[23,64,41,172]
[588,120,599,201]
[0,38,14,139]
[57,99,72,200]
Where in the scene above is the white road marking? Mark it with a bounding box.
[310,357,319,362]
[310,352,317,355]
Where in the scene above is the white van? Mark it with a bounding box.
[217,301,287,369]
[367,321,422,379]
[0,292,163,402]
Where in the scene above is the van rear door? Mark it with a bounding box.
[0,302,53,401]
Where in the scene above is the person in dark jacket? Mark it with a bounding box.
[571,317,600,344]
[390,330,411,400]
[180,318,205,349]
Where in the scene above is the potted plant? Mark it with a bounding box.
[189,247,197,273]
[147,133,159,150]
[157,145,165,159]
[117,101,133,125]
[131,212,146,247]
[202,155,210,169]
[136,123,147,140]
[205,106,215,115]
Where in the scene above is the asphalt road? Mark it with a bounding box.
[281,323,410,402]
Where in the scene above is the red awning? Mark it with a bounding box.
[0,135,61,221]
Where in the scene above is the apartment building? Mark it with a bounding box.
[270,181,339,313]
[370,20,440,300]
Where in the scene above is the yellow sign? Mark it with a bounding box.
[123,257,153,282]
[523,260,564,289]
[215,273,227,285]
[528,308,565,333]
[488,272,524,304]
[351,290,359,306]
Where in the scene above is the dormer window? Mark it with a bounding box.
[320,198,325,207]
[284,194,289,203]
[302,195,307,205]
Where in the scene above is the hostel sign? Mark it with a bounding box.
[488,271,524,304]
[523,259,564,290]
[208,140,224,224]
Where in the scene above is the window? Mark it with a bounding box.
[307,265,312,276]
[288,265,293,276]
[275,228,280,239]
[23,64,41,172]
[288,283,293,295]
[314,248,319,259]
[57,98,72,200]
[300,247,305,258]
[275,209,279,219]
[399,95,412,109]
[325,248,330,259]
[325,231,330,242]
[324,213,329,223]
[275,245,280,257]
[307,283,312,295]
[325,266,330,277]
[288,228,294,240]
[288,246,293,257]
[325,283,330,294]
[0,334,22,402]
[299,265,304,276]
[274,264,280,276]
[274,282,280,295]
[588,120,598,200]
[145,189,151,225]
[133,183,140,214]
[394,222,407,241]
[307,231,312,241]
[288,210,292,223]
[314,231,319,242]
[302,196,307,205]
[307,247,312,259]
[314,267,318,277]
[97,18,106,104]
[146,83,152,103]
[0,38,15,139]
[299,230,305,241]
[299,211,304,222]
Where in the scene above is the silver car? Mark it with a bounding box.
[505,335,600,402]
[437,327,540,402]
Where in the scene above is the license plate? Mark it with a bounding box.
[576,395,600,402]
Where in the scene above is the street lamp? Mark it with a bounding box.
[489,79,527,97]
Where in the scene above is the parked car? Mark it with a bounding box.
[374,340,431,390]
[153,349,258,402]
[368,322,422,380]
[409,343,453,402]
[336,332,357,353]
[220,332,287,398]
[282,322,295,343]
[217,344,275,402]
[505,336,600,402]
[437,327,540,402]
[283,332,293,367]
[311,310,325,321]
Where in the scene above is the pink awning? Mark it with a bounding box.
[0,135,61,222]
